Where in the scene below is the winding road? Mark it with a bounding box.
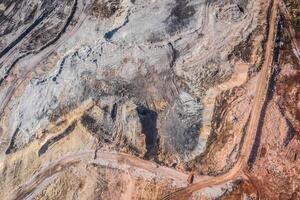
[163,0,279,199]
[7,151,188,200]
[3,0,283,199]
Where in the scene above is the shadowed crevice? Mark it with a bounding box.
[136,105,158,160]
[247,16,283,167]
[38,122,76,156]
[5,127,20,155]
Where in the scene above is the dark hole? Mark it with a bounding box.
[38,123,76,156]
[171,163,177,168]
[237,4,244,13]
[136,105,158,159]
[81,114,99,133]
[110,103,117,121]
[5,128,20,155]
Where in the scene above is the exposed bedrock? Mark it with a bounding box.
[0,0,286,199]
[0,0,258,163]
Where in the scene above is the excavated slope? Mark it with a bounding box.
[0,0,299,199]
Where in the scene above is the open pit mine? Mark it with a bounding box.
[0,0,299,199]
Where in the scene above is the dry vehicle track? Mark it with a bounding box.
[3,0,284,199]
[8,151,188,200]
[163,0,279,199]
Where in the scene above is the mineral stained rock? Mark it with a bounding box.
[0,0,299,199]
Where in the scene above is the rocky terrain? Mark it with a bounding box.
[0,0,298,199]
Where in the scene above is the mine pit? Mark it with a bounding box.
[0,0,299,199]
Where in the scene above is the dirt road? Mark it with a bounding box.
[7,151,188,200]
[5,0,280,199]
[163,0,279,199]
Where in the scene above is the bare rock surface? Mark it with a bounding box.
[0,0,299,199]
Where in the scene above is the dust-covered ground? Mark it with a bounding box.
[0,0,299,199]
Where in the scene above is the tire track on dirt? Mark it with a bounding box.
[162,0,279,199]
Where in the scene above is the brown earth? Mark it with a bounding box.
[222,0,300,199]
[0,0,299,199]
